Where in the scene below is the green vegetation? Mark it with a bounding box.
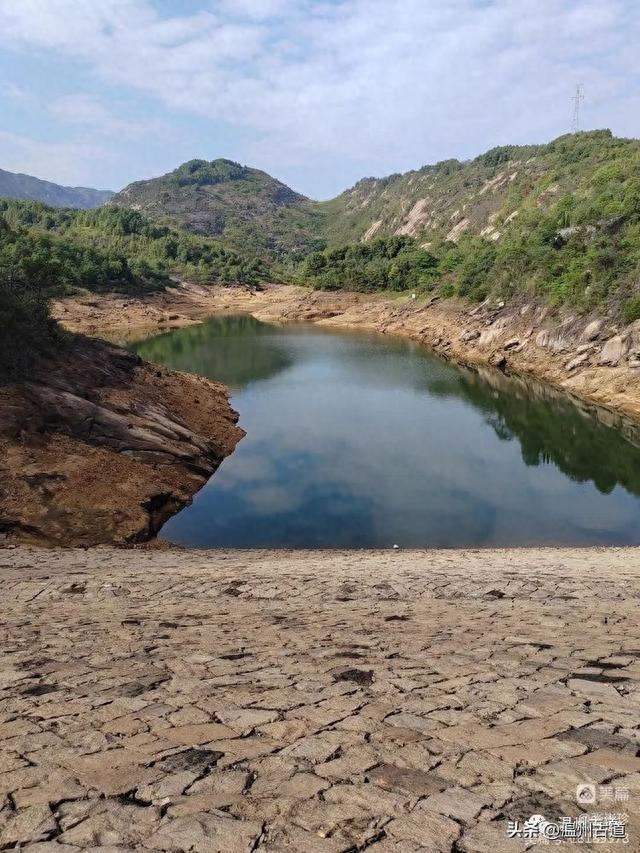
[107,133,640,316]
[302,236,439,292]
[0,216,63,380]
[5,130,640,380]
[318,131,640,245]
[0,198,269,379]
[303,131,640,316]
[111,158,325,258]
[171,159,250,187]
[624,294,640,324]
[0,199,270,290]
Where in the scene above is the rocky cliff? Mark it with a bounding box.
[317,130,639,246]
[0,336,244,545]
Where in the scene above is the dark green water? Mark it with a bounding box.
[133,314,640,548]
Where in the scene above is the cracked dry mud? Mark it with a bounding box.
[1,547,639,851]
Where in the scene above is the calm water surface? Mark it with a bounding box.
[133,314,640,548]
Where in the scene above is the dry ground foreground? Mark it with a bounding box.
[1,547,640,852]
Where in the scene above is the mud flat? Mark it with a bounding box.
[55,282,640,424]
[1,546,639,850]
[0,336,243,546]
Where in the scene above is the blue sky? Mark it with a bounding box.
[1,0,639,199]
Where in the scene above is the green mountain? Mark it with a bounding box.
[305,130,640,318]
[6,128,640,383]
[110,158,324,258]
[0,167,114,209]
[318,130,640,246]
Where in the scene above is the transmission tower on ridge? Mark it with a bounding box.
[571,84,584,133]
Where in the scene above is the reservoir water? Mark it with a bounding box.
[133,313,640,548]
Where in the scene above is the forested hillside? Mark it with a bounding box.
[107,132,640,320]
[111,158,325,257]
[0,198,268,379]
[306,131,640,320]
[318,130,640,244]
[4,129,640,379]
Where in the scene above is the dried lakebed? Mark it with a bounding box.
[132,313,640,548]
[1,546,639,851]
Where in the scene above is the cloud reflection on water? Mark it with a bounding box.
[133,315,640,548]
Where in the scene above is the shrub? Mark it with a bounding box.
[0,262,60,381]
[623,294,640,324]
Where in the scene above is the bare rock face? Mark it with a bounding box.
[488,352,508,371]
[0,336,244,545]
[478,318,508,348]
[565,352,590,373]
[23,386,218,477]
[581,319,603,341]
[598,334,629,366]
[533,326,572,353]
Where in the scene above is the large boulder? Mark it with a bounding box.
[478,317,508,348]
[460,330,480,342]
[534,325,573,353]
[565,352,590,372]
[581,320,603,341]
[598,335,629,366]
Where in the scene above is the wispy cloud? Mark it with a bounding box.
[48,93,164,139]
[0,82,36,105]
[0,129,111,186]
[0,0,639,196]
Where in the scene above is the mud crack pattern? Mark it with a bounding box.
[1,547,639,851]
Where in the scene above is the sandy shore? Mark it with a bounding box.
[1,546,639,850]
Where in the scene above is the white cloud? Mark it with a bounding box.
[0,82,36,104]
[49,94,113,126]
[48,93,164,139]
[215,0,290,20]
[0,130,111,187]
[0,0,639,196]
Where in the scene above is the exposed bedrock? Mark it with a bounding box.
[0,337,244,546]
